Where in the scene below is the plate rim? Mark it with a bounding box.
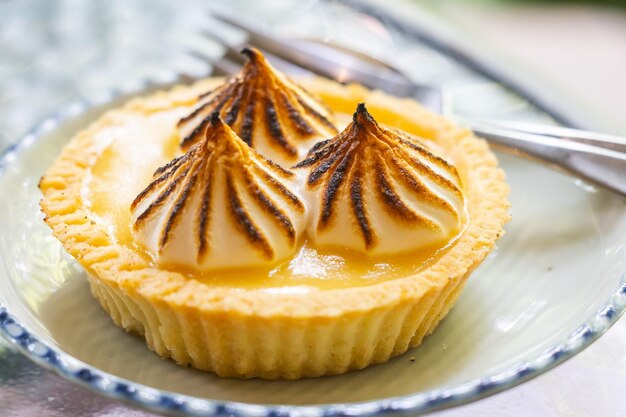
[1,95,626,417]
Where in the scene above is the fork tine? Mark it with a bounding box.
[208,11,357,78]
[187,49,242,76]
[208,10,420,97]
[199,29,247,66]
[211,58,242,77]
[200,25,317,78]
[467,120,626,154]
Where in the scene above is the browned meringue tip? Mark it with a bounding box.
[353,102,370,121]
[293,102,377,170]
[240,46,260,61]
[209,110,222,124]
[176,48,338,161]
[351,102,381,130]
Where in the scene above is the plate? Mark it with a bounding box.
[0,93,625,417]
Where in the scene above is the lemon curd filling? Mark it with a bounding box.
[84,107,468,292]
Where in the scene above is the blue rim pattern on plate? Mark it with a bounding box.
[1,88,626,417]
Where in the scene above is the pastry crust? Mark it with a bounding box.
[40,77,510,379]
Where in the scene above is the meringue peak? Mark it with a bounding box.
[177,47,338,167]
[294,103,465,255]
[131,113,307,270]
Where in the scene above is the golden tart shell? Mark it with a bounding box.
[39,77,510,379]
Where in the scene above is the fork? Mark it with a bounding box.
[190,11,626,197]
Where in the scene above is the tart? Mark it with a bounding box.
[39,49,509,379]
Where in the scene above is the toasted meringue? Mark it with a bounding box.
[131,112,307,270]
[294,103,466,256]
[177,48,338,167]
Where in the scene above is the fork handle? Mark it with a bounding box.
[469,123,626,197]
[467,120,626,153]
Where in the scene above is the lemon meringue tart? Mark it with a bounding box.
[39,48,509,379]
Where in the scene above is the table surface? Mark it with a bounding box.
[1,0,625,416]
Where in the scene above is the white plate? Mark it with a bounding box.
[0,95,625,417]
